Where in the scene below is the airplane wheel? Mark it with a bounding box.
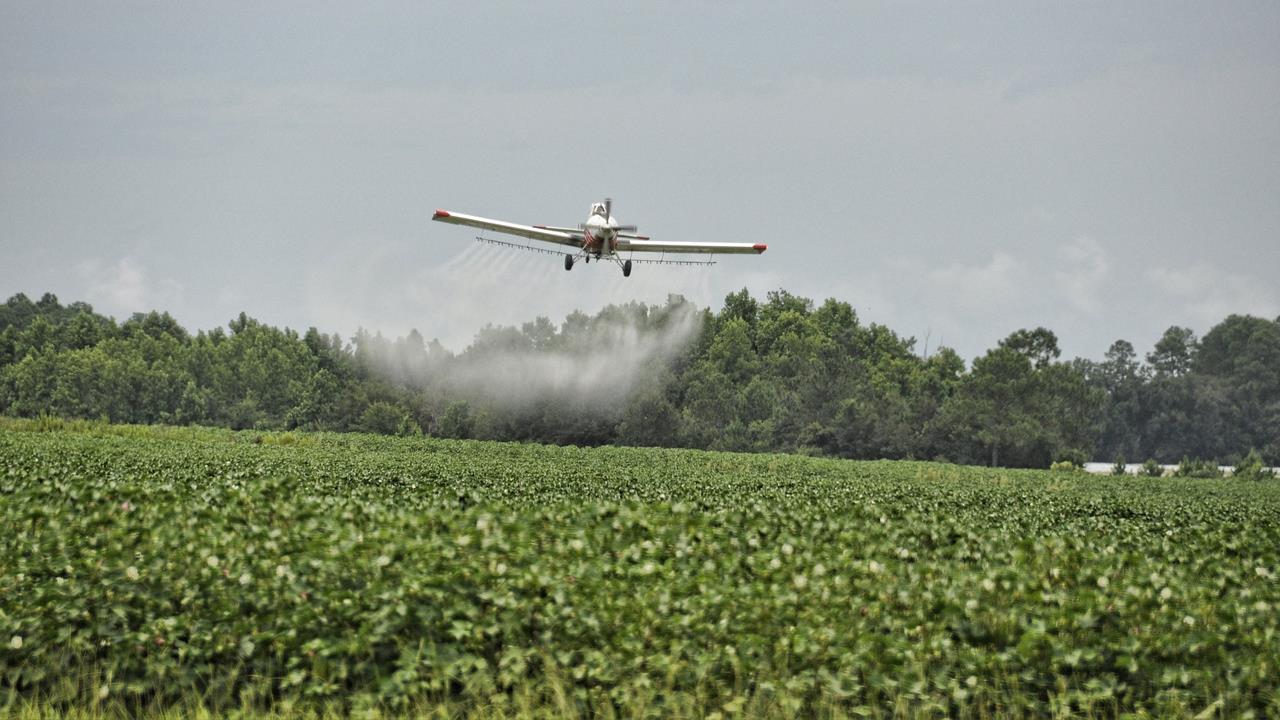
[564,254,574,271]
[623,260,632,277]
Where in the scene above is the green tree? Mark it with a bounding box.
[705,317,758,384]
[937,329,1102,467]
[1089,339,1147,461]
[617,384,680,448]
[123,311,189,343]
[439,400,475,440]
[1148,326,1197,377]
[943,346,1041,466]
[0,293,39,331]
[999,327,1060,369]
[359,401,420,436]
[286,369,342,430]
[1194,315,1280,461]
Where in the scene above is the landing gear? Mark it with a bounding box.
[564,254,574,271]
[622,259,632,277]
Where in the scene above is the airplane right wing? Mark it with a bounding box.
[617,238,767,255]
[432,210,581,248]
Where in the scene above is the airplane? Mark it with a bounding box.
[432,198,766,277]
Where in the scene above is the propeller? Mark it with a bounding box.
[603,197,638,232]
[579,198,638,232]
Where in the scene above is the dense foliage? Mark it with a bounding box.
[2,423,1277,717]
[2,291,1278,466]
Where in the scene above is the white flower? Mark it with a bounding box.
[375,555,392,568]
[769,557,782,570]
[206,555,220,568]
[126,566,139,581]
[9,636,21,650]
[981,578,996,592]
[868,560,884,575]
[781,543,793,556]
[275,564,288,578]
[1182,615,1195,627]
[238,573,252,586]
[1096,576,1109,589]
[454,535,472,547]
[792,574,808,590]
[1160,587,1173,601]
[965,599,979,611]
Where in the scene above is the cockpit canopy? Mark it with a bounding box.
[591,203,607,217]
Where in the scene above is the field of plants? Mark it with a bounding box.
[2,419,1278,718]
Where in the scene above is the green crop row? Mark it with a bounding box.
[1,424,1278,717]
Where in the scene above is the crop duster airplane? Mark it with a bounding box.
[432,198,767,277]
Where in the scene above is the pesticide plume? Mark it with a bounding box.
[355,296,705,439]
[451,299,701,411]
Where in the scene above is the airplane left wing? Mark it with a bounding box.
[432,210,580,247]
[617,238,767,255]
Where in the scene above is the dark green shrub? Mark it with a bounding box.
[1174,456,1222,479]
[1111,454,1128,476]
[1233,449,1275,480]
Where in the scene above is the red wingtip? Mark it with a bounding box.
[433,209,451,219]
[753,243,768,253]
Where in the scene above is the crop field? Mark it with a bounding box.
[2,420,1279,718]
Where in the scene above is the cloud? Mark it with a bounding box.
[923,251,1026,314]
[76,257,146,310]
[1145,263,1280,329]
[1052,236,1110,314]
[74,257,183,317]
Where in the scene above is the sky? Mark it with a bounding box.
[2,1,1278,363]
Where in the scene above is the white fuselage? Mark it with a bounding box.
[582,208,618,254]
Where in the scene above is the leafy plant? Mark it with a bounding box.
[1174,456,1223,478]
[1111,453,1128,476]
[1141,458,1165,477]
[2,423,1278,717]
[1233,449,1275,481]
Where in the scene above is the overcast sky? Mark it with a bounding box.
[3,1,1278,362]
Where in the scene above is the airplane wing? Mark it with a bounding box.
[617,238,767,255]
[432,210,581,248]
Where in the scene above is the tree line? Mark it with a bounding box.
[2,290,1277,468]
